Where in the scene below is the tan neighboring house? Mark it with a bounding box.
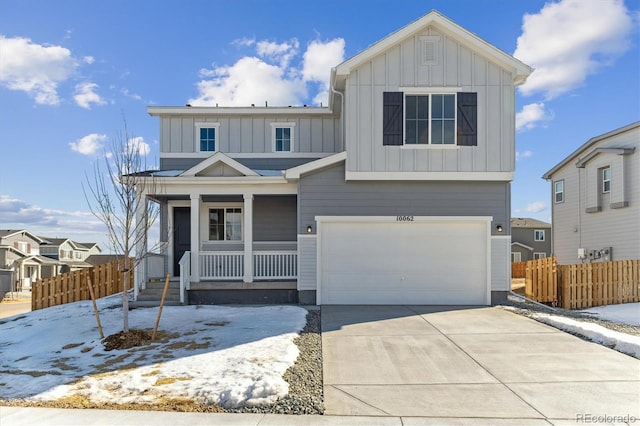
[0,230,63,290]
[39,238,102,271]
[542,122,639,264]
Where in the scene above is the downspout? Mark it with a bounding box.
[330,68,345,152]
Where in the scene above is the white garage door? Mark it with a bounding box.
[318,217,490,305]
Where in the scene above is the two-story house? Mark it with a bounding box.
[134,11,532,305]
[40,238,101,271]
[543,122,639,265]
[510,218,552,262]
[0,230,63,290]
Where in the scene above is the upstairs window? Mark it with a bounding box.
[383,91,477,147]
[271,123,295,152]
[534,230,545,242]
[554,180,564,203]
[209,207,242,241]
[195,122,220,153]
[602,167,611,193]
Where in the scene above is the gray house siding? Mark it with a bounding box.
[253,195,297,242]
[511,227,551,261]
[160,156,321,172]
[344,26,516,174]
[159,115,340,158]
[547,123,639,264]
[298,162,510,235]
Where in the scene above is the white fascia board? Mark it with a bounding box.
[285,151,347,180]
[345,171,514,181]
[315,216,493,224]
[180,152,258,177]
[511,241,534,251]
[147,106,333,116]
[160,152,333,159]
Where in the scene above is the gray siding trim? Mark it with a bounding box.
[491,237,510,291]
[611,202,629,209]
[298,163,509,235]
[585,206,602,213]
[297,235,317,291]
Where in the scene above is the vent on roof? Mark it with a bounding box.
[420,35,440,65]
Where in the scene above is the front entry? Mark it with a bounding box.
[173,207,191,276]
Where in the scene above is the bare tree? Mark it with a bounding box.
[84,119,159,332]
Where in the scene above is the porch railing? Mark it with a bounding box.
[200,252,244,280]
[178,251,191,304]
[198,251,297,280]
[254,251,297,279]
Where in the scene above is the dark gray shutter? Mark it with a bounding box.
[383,92,403,146]
[457,92,477,146]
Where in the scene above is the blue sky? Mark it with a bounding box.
[1,0,639,252]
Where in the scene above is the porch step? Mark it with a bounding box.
[133,278,182,307]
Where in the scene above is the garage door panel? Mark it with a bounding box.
[319,218,489,305]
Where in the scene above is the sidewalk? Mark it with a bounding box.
[1,406,555,425]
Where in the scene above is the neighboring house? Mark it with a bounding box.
[133,11,532,305]
[0,230,63,290]
[40,238,101,271]
[510,218,552,262]
[543,122,639,265]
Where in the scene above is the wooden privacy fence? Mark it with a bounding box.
[511,261,527,278]
[524,257,640,309]
[32,258,133,311]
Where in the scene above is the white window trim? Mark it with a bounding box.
[511,252,522,262]
[533,252,547,259]
[403,92,457,146]
[202,203,243,243]
[271,122,296,153]
[534,230,545,242]
[602,166,611,194]
[554,180,564,204]
[195,122,220,153]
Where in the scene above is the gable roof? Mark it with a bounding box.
[333,10,532,85]
[181,152,259,177]
[543,121,640,179]
[511,241,534,251]
[511,218,551,228]
[0,230,44,243]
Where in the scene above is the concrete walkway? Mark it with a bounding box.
[321,305,640,422]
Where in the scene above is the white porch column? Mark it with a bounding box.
[190,193,201,283]
[243,193,254,283]
[133,193,148,300]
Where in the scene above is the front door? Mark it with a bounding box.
[173,207,191,276]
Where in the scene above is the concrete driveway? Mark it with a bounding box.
[322,305,640,422]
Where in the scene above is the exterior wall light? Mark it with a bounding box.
[496,225,504,233]
[307,225,313,233]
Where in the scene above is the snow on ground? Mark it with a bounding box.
[506,298,640,359]
[581,302,640,326]
[0,294,307,408]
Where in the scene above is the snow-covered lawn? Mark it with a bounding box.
[0,294,307,408]
[506,299,640,359]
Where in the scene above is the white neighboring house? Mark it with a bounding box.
[0,230,63,291]
[40,238,102,272]
[133,11,532,306]
[543,122,639,264]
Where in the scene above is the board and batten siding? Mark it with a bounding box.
[159,115,341,156]
[344,27,516,174]
[551,126,639,264]
[297,162,510,236]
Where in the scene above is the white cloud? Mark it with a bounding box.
[516,150,533,161]
[126,136,150,156]
[83,56,95,64]
[514,0,633,99]
[189,37,345,107]
[73,82,106,109]
[69,133,107,155]
[0,35,79,105]
[516,102,553,131]
[523,201,547,213]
